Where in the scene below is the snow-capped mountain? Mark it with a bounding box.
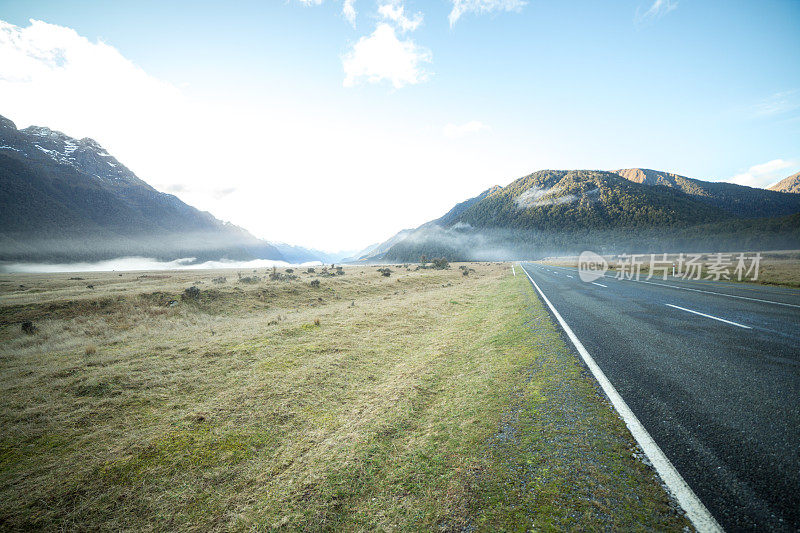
[0,114,284,263]
[15,124,145,185]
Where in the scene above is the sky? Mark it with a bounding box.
[0,0,798,251]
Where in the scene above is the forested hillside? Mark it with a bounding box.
[380,170,800,262]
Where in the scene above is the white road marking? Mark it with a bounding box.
[566,274,574,278]
[634,278,800,309]
[521,265,722,533]
[666,303,752,329]
[542,264,800,309]
[591,282,607,288]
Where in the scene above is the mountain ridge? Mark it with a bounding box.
[377,168,800,262]
[0,114,284,263]
[769,172,800,194]
[613,168,800,218]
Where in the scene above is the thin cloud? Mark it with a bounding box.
[213,187,237,199]
[449,0,527,27]
[751,90,799,118]
[378,2,423,33]
[443,120,490,139]
[343,0,357,26]
[635,0,678,25]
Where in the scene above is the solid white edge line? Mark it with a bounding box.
[520,264,723,533]
[591,282,607,288]
[665,304,751,329]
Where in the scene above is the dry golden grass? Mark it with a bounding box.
[0,263,688,530]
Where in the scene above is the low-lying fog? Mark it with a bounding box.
[0,257,323,274]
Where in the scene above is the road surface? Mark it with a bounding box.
[520,263,800,531]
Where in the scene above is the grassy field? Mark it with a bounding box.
[0,263,689,530]
[541,250,800,288]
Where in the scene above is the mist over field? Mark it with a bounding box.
[0,256,318,274]
[381,221,800,263]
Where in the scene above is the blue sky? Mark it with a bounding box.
[0,0,798,250]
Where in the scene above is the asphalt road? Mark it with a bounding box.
[520,263,800,532]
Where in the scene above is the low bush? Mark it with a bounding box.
[182,286,200,300]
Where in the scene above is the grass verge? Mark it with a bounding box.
[0,264,688,530]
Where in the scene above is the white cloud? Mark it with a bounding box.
[443,120,490,138]
[635,0,678,24]
[448,0,526,27]
[729,159,798,188]
[342,23,431,88]
[343,0,357,26]
[378,2,423,32]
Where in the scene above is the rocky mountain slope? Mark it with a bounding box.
[769,172,800,194]
[613,168,800,218]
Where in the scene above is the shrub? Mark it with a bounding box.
[85,344,97,356]
[314,318,320,326]
[21,321,38,335]
[182,286,200,300]
[212,276,227,284]
[377,268,392,277]
[307,267,316,273]
[286,268,294,273]
[431,257,450,270]
[310,279,321,288]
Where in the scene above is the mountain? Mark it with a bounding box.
[346,230,414,262]
[0,114,284,263]
[613,168,800,218]
[340,242,380,263]
[345,186,504,263]
[379,169,800,262]
[769,172,800,194]
[269,242,356,264]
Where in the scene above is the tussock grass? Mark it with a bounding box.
[0,264,688,530]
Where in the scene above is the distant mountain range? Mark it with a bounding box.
[269,242,357,265]
[355,169,800,262]
[3,112,798,265]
